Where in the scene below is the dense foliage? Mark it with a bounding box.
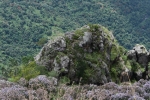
[110,0,150,49]
[0,0,150,77]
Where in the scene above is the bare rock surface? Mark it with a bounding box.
[35,37,66,69]
[127,44,150,80]
[127,44,149,68]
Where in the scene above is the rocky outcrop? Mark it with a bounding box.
[127,44,150,80]
[127,44,149,68]
[35,37,67,70]
[35,24,116,84]
[35,24,150,84]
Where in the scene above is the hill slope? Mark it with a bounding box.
[1,24,150,99]
[0,0,150,67]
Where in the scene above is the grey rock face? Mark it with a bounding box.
[35,37,66,70]
[127,44,150,80]
[34,25,114,84]
[65,32,75,40]
[79,32,92,47]
[127,50,138,61]
[53,56,70,73]
[127,44,149,67]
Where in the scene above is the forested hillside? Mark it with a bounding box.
[110,0,150,49]
[0,0,150,69]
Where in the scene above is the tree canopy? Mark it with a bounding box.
[0,0,150,68]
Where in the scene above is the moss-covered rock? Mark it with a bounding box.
[35,24,150,84]
[127,44,150,80]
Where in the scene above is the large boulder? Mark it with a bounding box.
[127,44,149,68]
[35,24,116,84]
[35,37,67,70]
[34,24,149,84]
[127,44,150,80]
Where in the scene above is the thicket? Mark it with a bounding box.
[8,56,48,82]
